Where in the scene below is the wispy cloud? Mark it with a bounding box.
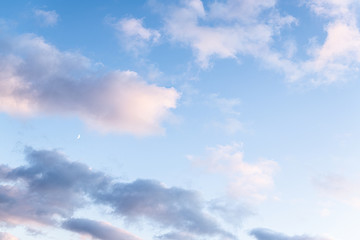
[153,0,360,84]
[34,9,59,27]
[191,143,278,202]
[109,17,160,52]
[163,0,296,68]
[313,173,360,207]
[0,32,179,135]
[0,147,238,240]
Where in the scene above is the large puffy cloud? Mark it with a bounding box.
[250,228,333,240]
[191,143,278,202]
[0,147,237,239]
[0,33,179,135]
[62,218,142,240]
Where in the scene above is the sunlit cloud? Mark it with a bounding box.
[0,33,179,135]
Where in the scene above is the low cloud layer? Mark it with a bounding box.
[0,33,179,135]
[63,218,142,240]
[250,228,333,240]
[0,147,237,239]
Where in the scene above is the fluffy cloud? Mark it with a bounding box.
[0,33,179,135]
[0,147,237,239]
[191,143,278,202]
[156,0,360,84]
[299,0,360,84]
[250,228,333,240]
[34,9,59,27]
[163,0,296,68]
[63,218,142,240]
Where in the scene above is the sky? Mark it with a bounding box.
[0,0,360,239]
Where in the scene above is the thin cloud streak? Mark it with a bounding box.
[62,218,142,240]
[250,228,334,240]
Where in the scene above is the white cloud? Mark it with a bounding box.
[0,33,179,135]
[159,0,360,84]
[164,0,296,68]
[294,0,360,84]
[34,9,59,27]
[192,143,278,202]
[300,22,360,84]
[110,17,160,52]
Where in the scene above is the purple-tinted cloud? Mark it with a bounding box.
[250,228,333,240]
[62,218,142,240]
[0,33,179,135]
[0,147,237,239]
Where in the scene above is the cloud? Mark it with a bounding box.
[156,231,198,240]
[0,147,110,225]
[109,17,160,52]
[250,228,333,240]
[156,0,360,84]
[191,143,278,202]
[0,33,179,135]
[62,218,142,240]
[163,0,296,68]
[295,0,360,84]
[0,233,18,240]
[0,147,238,239]
[34,9,59,27]
[93,179,235,239]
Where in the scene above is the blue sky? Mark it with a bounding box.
[0,0,360,239]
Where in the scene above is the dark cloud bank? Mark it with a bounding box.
[0,147,237,240]
[0,148,332,240]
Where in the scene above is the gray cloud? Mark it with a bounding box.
[0,32,179,135]
[62,218,142,240]
[94,179,235,239]
[0,147,237,239]
[250,228,333,240]
[0,147,109,225]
